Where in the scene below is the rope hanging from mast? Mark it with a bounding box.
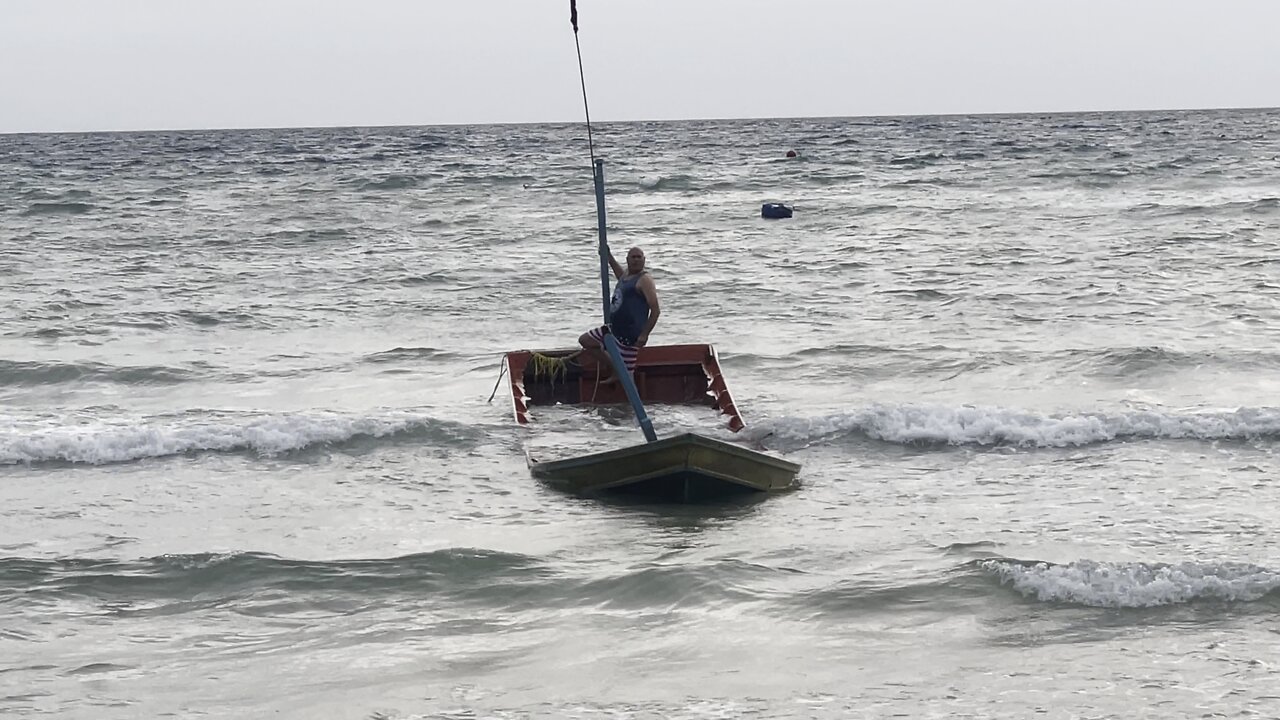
[569,0,598,171]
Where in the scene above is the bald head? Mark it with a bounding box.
[626,246,646,275]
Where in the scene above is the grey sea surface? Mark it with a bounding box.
[3,109,1280,718]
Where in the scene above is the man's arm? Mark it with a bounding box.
[635,275,661,345]
[607,249,624,280]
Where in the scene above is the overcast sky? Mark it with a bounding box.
[3,0,1278,134]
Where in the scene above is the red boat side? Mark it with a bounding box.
[505,343,745,432]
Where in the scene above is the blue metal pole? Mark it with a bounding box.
[593,159,611,325]
[604,335,657,442]
[592,159,657,443]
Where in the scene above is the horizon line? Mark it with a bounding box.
[3,103,1277,138]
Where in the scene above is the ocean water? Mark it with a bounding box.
[3,108,1280,718]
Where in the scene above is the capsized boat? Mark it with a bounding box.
[505,343,801,500]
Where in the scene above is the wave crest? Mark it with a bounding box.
[22,202,93,215]
[0,360,193,387]
[746,403,1280,450]
[980,558,1280,608]
[0,409,480,465]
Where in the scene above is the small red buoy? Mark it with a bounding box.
[785,149,798,158]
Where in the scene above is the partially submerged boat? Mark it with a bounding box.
[506,343,801,501]
[509,8,800,502]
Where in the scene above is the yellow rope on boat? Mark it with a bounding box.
[529,351,579,387]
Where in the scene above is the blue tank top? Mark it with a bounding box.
[609,273,650,345]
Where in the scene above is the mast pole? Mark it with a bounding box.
[573,1,656,442]
[594,158,611,325]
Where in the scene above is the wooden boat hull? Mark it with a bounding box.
[508,343,801,501]
[528,432,800,501]
[505,344,744,432]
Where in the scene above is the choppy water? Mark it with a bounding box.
[3,108,1280,718]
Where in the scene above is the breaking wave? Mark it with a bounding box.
[0,409,482,465]
[747,403,1280,450]
[980,558,1280,608]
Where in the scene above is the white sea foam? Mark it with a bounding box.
[981,559,1280,608]
[0,409,459,465]
[745,403,1280,449]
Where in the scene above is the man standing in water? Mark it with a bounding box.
[578,246,660,385]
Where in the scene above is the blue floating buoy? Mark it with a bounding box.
[761,203,793,219]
